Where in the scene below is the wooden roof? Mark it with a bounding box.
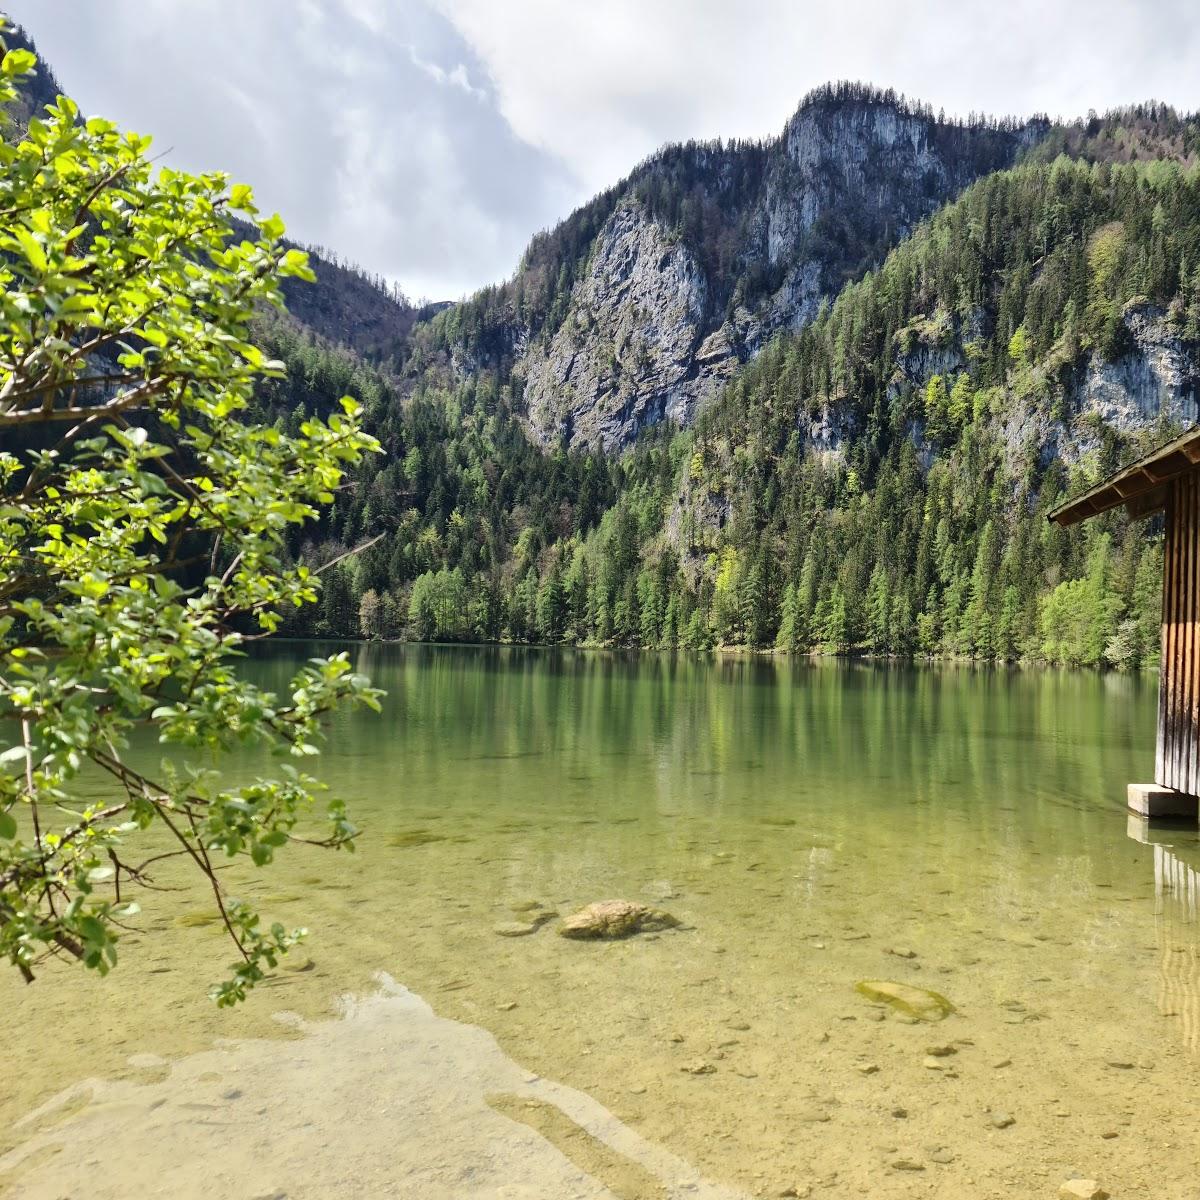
[1048,427,1200,527]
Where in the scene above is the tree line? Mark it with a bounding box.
[255,156,1200,669]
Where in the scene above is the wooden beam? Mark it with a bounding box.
[1048,430,1200,526]
[1128,486,1168,519]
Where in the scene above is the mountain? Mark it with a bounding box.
[670,156,1200,660]
[405,85,1047,451]
[277,249,446,363]
[11,17,1200,666]
[283,105,1199,669]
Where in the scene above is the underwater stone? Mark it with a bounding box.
[1059,1182,1108,1200]
[558,900,680,939]
[854,980,955,1022]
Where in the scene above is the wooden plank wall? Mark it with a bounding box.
[1157,471,1200,794]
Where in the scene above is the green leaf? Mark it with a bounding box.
[229,183,254,211]
[13,228,46,273]
[1,48,36,77]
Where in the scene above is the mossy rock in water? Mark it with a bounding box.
[855,980,955,1022]
[495,911,557,937]
[559,900,680,940]
[173,911,223,929]
[388,829,447,848]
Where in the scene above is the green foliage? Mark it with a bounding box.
[0,35,380,1002]
[1039,538,1124,666]
[408,568,470,641]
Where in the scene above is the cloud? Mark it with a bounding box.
[433,0,1200,199]
[4,0,576,300]
[7,0,1200,299]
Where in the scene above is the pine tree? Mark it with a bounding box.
[776,583,801,651]
[536,558,568,643]
[865,564,892,654]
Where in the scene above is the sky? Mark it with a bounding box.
[7,0,1200,302]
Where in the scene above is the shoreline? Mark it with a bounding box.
[272,636,1160,674]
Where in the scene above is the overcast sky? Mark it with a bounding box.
[7,1,1200,301]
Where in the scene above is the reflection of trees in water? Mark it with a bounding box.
[1152,841,1200,1052]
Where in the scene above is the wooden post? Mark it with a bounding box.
[1137,472,1200,820]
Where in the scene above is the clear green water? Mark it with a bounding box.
[3,645,1199,1199]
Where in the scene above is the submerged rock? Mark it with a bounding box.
[493,911,556,938]
[854,980,954,1022]
[493,923,538,938]
[1059,1182,1109,1200]
[388,829,447,848]
[558,900,680,939]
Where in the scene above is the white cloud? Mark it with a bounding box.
[434,0,1200,198]
[7,0,1200,299]
[405,44,485,96]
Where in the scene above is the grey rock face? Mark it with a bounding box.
[521,202,719,451]
[1079,303,1198,431]
[511,96,1038,452]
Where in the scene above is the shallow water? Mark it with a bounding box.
[3,645,1200,1199]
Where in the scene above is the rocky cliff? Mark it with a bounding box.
[503,89,1044,450]
[437,86,1047,451]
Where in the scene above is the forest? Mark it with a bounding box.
[256,154,1200,669]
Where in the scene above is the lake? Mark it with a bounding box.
[2,644,1199,1199]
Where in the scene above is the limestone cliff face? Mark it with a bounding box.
[1078,303,1198,430]
[521,203,715,451]
[512,93,1038,451]
[896,301,1198,475]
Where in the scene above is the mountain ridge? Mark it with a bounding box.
[404,84,1051,451]
[9,18,1200,668]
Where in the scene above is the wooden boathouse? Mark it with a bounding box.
[1050,428,1200,820]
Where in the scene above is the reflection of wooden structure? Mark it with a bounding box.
[1127,816,1200,1050]
[1051,430,1200,819]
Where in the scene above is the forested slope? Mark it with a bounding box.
[268,156,1200,667]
